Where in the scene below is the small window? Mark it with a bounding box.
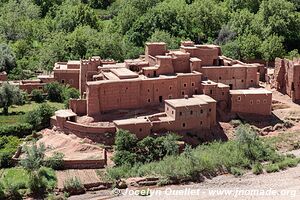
[182,91,185,96]
[256,100,260,104]
[222,92,225,95]
[172,111,174,114]
[263,99,267,104]
[179,112,182,116]
[210,90,213,95]
[241,80,244,83]
[219,77,222,80]
[182,123,186,128]
[232,77,235,79]
[168,95,172,99]
[200,109,203,114]
[167,107,169,111]
[209,108,212,112]
[183,83,187,87]
[126,87,128,90]
[169,86,172,90]
[200,121,203,125]
[190,110,193,115]
[191,82,195,86]
[156,89,158,92]
[61,79,65,84]
[250,100,254,105]
[148,99,151,103]
[251,80,253,83]
[148,89,150,92]
[237,96,241,101]
[139,128,142,132]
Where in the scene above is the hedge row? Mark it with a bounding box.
[0,123,33,137]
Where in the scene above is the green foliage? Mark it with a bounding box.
[24,103,55,131]
[44,152,64,170]
[0,43,16,72]
[230,167,244,177]
[63,177,85,195]
[259,35,285,61]
[31,89,45,103]
[45,82,64,103]
[107,126,296,181]
[0,123,32,137]
[0,0,298,79]
[252,162,263,175]
[113,130,180,166]
[265,163,280,173]
[0,82,24,115]
[0,136,20,168]
[20,142,46,171]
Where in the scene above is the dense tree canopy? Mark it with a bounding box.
[0,0,299,79]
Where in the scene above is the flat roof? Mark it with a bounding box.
[67,60,81,65]
[55,109,77,118]
[110,68,139,79]
[193,95,217,103]
[230,89,272,95]
[114,118,149,125]
[165,97,208,108]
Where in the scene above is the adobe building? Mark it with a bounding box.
[230,89,272,115]
[273,58,300,102]
[49,41,272,142]
[114,95,216,138]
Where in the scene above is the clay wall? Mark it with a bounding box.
[200,66,259,89]
[69,99,87,116]
[53,70,79,89]
[0,72,7,81]
[86,73,202,116]
[230,92,272,115]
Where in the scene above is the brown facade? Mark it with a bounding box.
[230,89,272,115]
[273,58,300,102]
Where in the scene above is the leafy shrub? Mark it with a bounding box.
[0,123,32,137]
[113,130,180,166]
[45,82,64,103]
[230,167,244,177]
[31,89,45,103]
[24,104,54,131]
[63,177,85,195]
[252,163,263,175]
[0,136,20,168]
[45,152,65,170]
[265,164,280,173]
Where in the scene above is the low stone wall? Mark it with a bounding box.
[51,117,116,145]
[63,159,106,169]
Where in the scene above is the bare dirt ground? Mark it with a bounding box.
[37,129,104,160]
[56,169,103,190]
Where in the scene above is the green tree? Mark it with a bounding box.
[54,0,99,32]
[149,30,182,49]
[0,43,16,72]
[259,35,285,61]
[0,82,23,115]
[0,0,41,41]
[44,82,64,102]
[31,89,45,103]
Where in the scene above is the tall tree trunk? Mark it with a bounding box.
[3,106,8,115]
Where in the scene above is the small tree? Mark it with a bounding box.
[44,82,64,102]
[31,89,45,103]
[0,82,23,115]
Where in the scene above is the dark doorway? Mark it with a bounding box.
[229,84,233,90]
[159,96,163,103]
[154,71,157,77]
